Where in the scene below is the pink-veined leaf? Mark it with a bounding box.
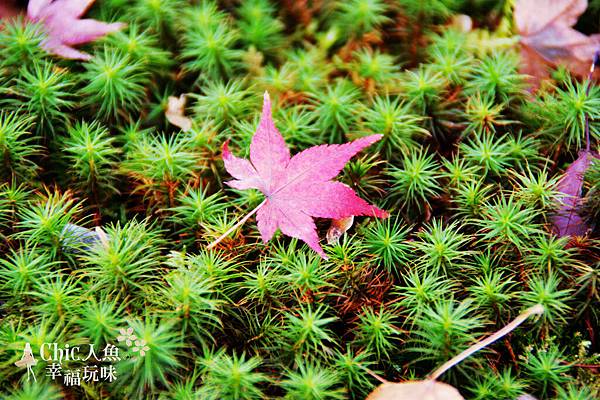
[27,0,125,60]
[222,92,388,258]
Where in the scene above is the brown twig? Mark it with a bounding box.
[584,51,599,152]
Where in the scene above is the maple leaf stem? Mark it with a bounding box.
[206,199,267,250]
[428,304,544,381]
[584,51,599,152]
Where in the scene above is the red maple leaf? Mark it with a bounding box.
[218,92,388,258]
[27,0,125,60]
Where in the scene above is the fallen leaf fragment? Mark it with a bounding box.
[27,0,125,60]
[166,94,193,132]
[220,92,388,258]
[514,0,600,83]
[366,381,463,400]
[553,150,598,236]
[516,395,539,400]
[61,223,105,253]
[449,14,472,33]
[326,216,354,244]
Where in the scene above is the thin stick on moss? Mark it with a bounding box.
[429,304,544,380]
[584,51,599,152]
[206,199,267,250]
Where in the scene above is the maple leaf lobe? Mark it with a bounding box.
[249,92,291,194]
[27,0,125,60]
[222,92,388,257]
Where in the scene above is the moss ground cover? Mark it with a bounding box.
[0,0,599,399]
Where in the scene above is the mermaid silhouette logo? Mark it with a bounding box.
[15,343,37,382]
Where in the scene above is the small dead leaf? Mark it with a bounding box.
[242,45,264,77]
[166,94,192,132]
[61,223,106,253]
[450,14,472,33]
[326,216,354,244]
[553,150,598,237]
[95,226,110,248]
[366,381,464,400]
[515,0,600,85]
[516,395,539,400]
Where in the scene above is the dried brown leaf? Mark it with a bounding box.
[553,150,598,236]
[515,0,600,84]
[366,381,464,400]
